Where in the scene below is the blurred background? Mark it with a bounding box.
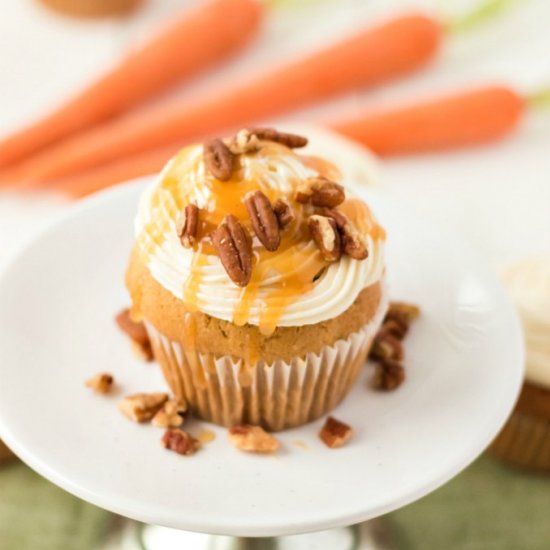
[0,0,549,548]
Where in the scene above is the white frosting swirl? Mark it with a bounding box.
[134,134,385,330]
[500,257,550,388]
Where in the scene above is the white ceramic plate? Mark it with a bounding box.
[0,179,523,537]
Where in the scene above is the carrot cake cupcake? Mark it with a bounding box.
[125,128,388,431]
[490,257,550,471]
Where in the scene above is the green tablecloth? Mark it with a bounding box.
[0,455,548,549]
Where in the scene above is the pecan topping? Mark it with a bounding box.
[85,373,114,395]
[177,204,200,248]
[370,331,404,362]
[152,399,188,428]
[295,176,345,208]
[161,429,199,456]
[248,127,308,148]
[203,138,234,181]
[212,215,253,286]
[244,191,280,251]
[308,215,342,262]
[372,360,405,391]
[323,209,368,260]
[228,129,261,155]
[319,416,353,449]
[118,393,168,423]
[116,309,154,361]
[228,425,280,453]
[273,198,295,229]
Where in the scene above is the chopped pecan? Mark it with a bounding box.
[319,416,353,449]
[131,340,154,362]
[116,309,154,361]
[212,215,253,287]
[273,198,295,229]
[176,204,200,248]
[118,393,168,423]
[324,209,368,260]
[203,138,234,181]
[161,429,200,456]
[248,127,308,148]
[152,399,188,428]
[387,302,421,324]
[85,373,114,395]
[370,331,404,362]
[372,360,405,391]
[382,303,421,340]
[228,425,280,453]
[295,176,345,208]
[244,191,280,251]
[308,215,342,262]
[228,129,261,154]
[382,317,408,340]
[115,309,149,346]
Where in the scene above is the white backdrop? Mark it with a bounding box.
[1,0,549,270]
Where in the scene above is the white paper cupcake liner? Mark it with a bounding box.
[145,293,388,431]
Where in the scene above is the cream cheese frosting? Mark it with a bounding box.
[500,257,550,388]
[134,130,385,334]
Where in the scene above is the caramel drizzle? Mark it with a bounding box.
[137,145,384,336]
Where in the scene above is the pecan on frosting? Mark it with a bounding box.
[203,138,234,181]
[212,215,253,287]
[244,190,281,252]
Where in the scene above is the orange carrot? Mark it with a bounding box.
[48,145,179,198]
[332,86,525,155]
[0,0,262,170]
[10,13,442,183]
[43,86,526,198]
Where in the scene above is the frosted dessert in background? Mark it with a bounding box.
[491,257,550,471]
[125,127,387,431]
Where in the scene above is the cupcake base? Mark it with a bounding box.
[489,382,550,472]
[145,290,388,431]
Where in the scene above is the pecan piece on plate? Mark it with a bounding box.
[319,416,353,449]
[115,309,154,361]
[152,399,188,428]
[308,215,342,262]
[228,129,261,155]
[118,393,168,423]
[323,209,368,260]
[295,176,345,208]
[161,429,200,456]
[176,204,200,248]
[248,127,308,148]
[203,138,234,181]
[212,215,253,286]
[85,373,114,395]
[372,359,405,391]
[273,198,295,229]
[228,425,280,453]
[370,331,404,362]
[244,190,280,251]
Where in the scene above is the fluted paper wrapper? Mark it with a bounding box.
[145,318,383,431]
[490,413,550,471]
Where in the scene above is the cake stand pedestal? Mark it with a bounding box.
[0,181,524,549]
[106,519,392,550]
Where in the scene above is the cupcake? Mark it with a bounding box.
[0,439,15,464]
[37,0,141,18]
[125,128,388,431]
[490,258,550,471]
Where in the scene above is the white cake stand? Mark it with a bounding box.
[0,180,523,549]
